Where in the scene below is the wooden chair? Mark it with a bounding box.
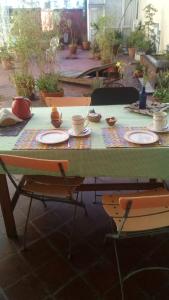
[102,187,169,300]
[45,96,91,107]
[91,87,139,105]
[0,154,86,257]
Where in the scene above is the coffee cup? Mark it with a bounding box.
[72,115,88,135]
[153,111,168,131]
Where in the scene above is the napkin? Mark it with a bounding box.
[0,108,23,127]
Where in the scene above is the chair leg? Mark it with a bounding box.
[41,198,47,208]
[23,196,33,250]
[114,239,125,300]
[67,203,78,260]
[93,177,97,204]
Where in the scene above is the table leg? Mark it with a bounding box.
[0,174,17,238]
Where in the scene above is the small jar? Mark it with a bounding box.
[51,107,60,121]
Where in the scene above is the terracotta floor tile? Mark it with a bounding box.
[104,281,150,300]
[69,242,98,272]
[0,254,30,288]
[13,208,27,229]
[32,211,64,235]
[21,238,56,269]
[154,283,169,300]
[0,288,9,300]
[47,230,69,255]
[5,274,49,300]
[53,277,98,300]
[84,260,117,296]
[129,269,169,296]
[18,196,63,220]
[35,255,76,293]
[0,237,17,261]
[15,223,41,249]
[86,225,112,256]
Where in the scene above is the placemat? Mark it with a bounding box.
[0,115,33,136]
[102,127,169,148]
[125,102,169,116]
[13,129,91,150]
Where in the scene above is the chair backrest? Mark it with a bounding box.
[119,193,169,210]
[0,154,69,173]
[45,97,91,107]
[91,87,139,105]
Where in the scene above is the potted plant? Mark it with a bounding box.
[11,72,35,99]
[82,34,90,50]
[153,71,169,103]
[9,9,60,73]
[67,19,77,55]
[133,62,144,78]
[94,16,115,64]
[113,30,123,57]
[36,73,64,102]
[0,46,14,70]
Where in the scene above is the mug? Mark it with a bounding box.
[153,111,168,131]
[72,115,88,135]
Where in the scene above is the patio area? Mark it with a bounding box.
[0,49,169,300]
[0,47,141,108]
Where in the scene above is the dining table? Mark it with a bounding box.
[1,104,169,238]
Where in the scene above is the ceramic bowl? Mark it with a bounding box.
[105,117,117,126]
[87,113,102,123]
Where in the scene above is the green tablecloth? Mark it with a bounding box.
[0,105,169,179]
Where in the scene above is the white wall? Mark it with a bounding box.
[138,0,169,51]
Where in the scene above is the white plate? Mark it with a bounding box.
[147,123,169,133]
[124,130,159,145]
[68,127,91,137]
[36,130,69,144]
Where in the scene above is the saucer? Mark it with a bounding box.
[68,127,91,137]
[147,123,169,133]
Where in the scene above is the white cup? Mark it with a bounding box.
[153,111,168,131]
[72,115,88,135]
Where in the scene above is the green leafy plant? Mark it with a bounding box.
[11,72,35,98]
[143,4,158,54]
[36,73,62,93]
[0,46,13,60]
[153,71,169,102]
[67,19,77,45]
[9,9,60,73]
[92,16,116,63]
[91,77,104,92]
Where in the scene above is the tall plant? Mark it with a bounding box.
[9,8,60,73]
[93,16,115,63]
[143,4,158,53]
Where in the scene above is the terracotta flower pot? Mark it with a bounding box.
[40,89,64,103]
[128,47,136,60]
[69,44,77,55]
[82,41,90,50]
[1,59,14,70]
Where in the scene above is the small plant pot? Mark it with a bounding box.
[69,44,77,55]
[82,41,90,50]
[1,59,14,70]
[128,47,136,60]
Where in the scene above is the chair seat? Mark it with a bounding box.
[22,175,84,198]
[102,188,169,232]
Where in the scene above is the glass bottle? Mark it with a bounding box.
[139,86,147,109]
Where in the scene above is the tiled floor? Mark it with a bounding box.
[1,180,169,299]
[0,49,168,299]
[0,47,141,108]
